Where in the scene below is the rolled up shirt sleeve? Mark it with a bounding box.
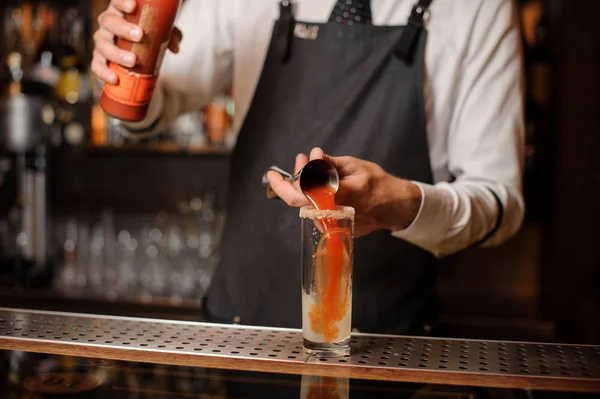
[393,0,525,258]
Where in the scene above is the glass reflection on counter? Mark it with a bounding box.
[0,350,520,398]
[301,375,349,399]
[6,349,587,398]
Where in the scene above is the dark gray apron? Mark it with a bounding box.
[205,0,437,335]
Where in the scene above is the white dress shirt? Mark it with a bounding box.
[125,0,525,258]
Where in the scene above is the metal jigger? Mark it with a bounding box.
[262,159,340,200]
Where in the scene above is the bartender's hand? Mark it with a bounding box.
[267,148,423,238]
[91,0,183,84]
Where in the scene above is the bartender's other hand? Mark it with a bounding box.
[91,0,183,85]
[267,148,423,238]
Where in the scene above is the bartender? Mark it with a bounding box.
[92,0,524,334]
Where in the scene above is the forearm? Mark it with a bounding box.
[120,81,168,135]
[371,175,423,232]
[120,80,211,137]
[392,180,524,258]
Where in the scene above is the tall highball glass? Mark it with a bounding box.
[300,206,354,357]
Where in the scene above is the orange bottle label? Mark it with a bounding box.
[102,63,157,107]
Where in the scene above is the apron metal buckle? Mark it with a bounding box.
[409,5,431,27]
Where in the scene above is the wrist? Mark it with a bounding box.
[373,175,423,231]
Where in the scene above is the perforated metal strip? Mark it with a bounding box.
[0,308,599,393]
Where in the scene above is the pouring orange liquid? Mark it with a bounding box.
[303,185,351,342]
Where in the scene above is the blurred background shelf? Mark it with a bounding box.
[0,288,203,321]
[82,143,232,157]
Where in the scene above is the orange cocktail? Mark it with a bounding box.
[300,184,354,357]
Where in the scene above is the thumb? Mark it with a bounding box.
[309,147,325,161]
[309,147,356,176]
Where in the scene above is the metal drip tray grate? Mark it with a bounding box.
[0,308,599,393]
[317,335,600,377]
[0,308,305,360]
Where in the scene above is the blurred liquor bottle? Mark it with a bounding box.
[53,5,91,147]
[2,3,63,99]
[29,3,59,97]
[91,82,108,146]
[90,0,110,146]
[518,0,552,221]
[1,2,55,289]
[205,94,228,147]
[2,4,29,96]
[205,91,235,149]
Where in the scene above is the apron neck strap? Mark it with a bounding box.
[395,0,434,63]
[279,1,295,20]
[416,0,433,9]
[277,1,296,63]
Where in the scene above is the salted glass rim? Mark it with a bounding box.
[299,206,355,220]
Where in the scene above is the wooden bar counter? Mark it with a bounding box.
[0,308,599,398]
